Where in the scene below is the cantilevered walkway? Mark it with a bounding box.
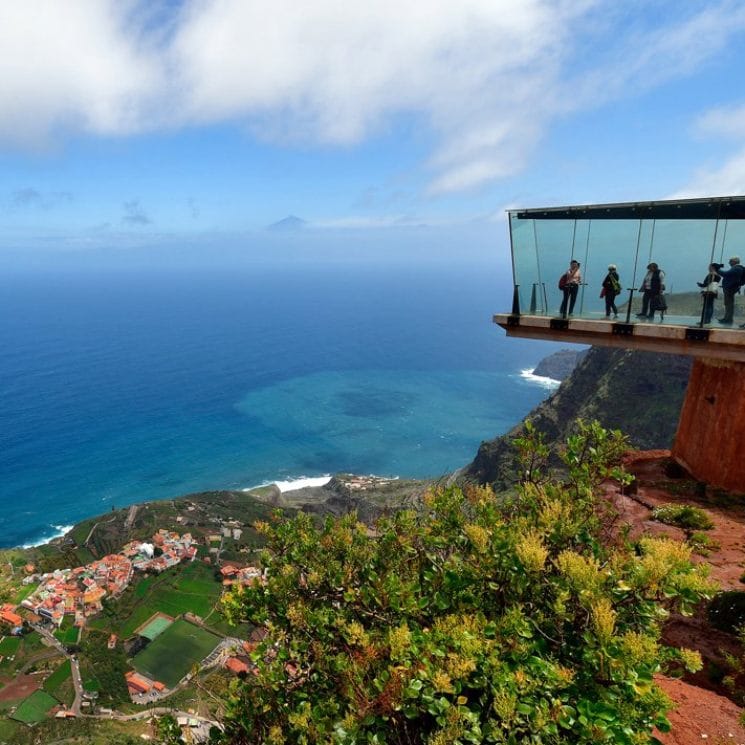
[494,195,745,492]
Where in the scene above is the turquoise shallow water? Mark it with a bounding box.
[0,263,564,548]
[233,368,556,478]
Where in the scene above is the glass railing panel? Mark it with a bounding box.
[506,198,745,329]
[718,219,745,264]
[534,219,582,316]
[631,219,718,326]
[509,215,541,313]
[714,220,745,325]
[574,219,642,320]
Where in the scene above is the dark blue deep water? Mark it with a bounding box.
[0,263,564,548]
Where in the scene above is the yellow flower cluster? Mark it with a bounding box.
[556,550,604,597]
[432,671,455,693]
[288,702,311,729]
[536,497,573,532]
[636,537,693,590]
[445,653,477,679]
[515,531,549,573]
[619,631,658,667]
[306,569,321,588]
[555,665,575,687]
[464,523,490,554]
[590,597,616,644]
[253,520,271,535]
[492,690,517,722]
[342,620,369,647]
[388,623,411,660]
[463,482,497,507]
[286,602,307,629]
[678,647,703,673]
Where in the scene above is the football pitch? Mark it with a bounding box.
[131,619,220,687]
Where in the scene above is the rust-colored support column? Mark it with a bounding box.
[672,357,745,492]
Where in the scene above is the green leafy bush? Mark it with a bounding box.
[221,422,715,744]
[687,532,720,557]
[651,504,714,532]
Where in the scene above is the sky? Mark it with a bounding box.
[2,0,745,265]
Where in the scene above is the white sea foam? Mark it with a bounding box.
[243,475,333,494]
[519,368,561,390]
[21,524,73,549]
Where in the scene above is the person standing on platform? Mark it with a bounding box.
[645,263,666,321]
[636,264,654,318]
[717,256,744,325]
[601,264,621,318]
[697,263,722,325]
[559,260,582,317]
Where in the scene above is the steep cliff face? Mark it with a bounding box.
[532,348,588,381]
[464,346,693,489]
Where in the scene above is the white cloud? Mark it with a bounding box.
[671,99,745,198]
[669,148,745,199]
[564,2,745,111]
[2,1,745,194]
[695,103,745,140]
[0,1,162,147]
[164,0,595,193]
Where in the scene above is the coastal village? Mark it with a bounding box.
[0,508,269,744]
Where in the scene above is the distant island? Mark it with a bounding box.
[266,214,307,232]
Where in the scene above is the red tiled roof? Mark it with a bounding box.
[0,610,23,626]
[225,657,250,675]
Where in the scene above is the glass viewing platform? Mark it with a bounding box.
[493,196,745,362]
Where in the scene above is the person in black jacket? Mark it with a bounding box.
[697,263,722,325]
[601,264,621,318]
[717,256,744,325]
[646,263,667,321]
[636,263,665,320]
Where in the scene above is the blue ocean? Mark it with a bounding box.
[0,263,563,548]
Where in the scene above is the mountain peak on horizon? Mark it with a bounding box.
[267,215,307,232]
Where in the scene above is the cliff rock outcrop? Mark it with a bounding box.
[463,346,693,489]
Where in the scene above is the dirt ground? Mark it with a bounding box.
[607,451,745,745]
[655,675,745,745]
[0,673,40,702]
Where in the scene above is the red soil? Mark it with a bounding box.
[0,673,39,702]
[655,675,745,745]
[606,452,745,744]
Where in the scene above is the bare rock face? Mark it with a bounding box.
[463,346,693,489]
[673,357,745,493]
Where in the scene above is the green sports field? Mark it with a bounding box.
[11,689,58,724]
[131,620,219,687]
[136,613,173,641]
[0,636,21,656]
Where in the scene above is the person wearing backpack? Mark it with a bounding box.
[601,263,621,319]
[716,256,744,325]
[558,259,582,317]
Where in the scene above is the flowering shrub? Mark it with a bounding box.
[221,422,715,744]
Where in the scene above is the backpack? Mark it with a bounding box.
[610,275,621,294]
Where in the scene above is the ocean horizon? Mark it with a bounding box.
[0,261,565,549]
